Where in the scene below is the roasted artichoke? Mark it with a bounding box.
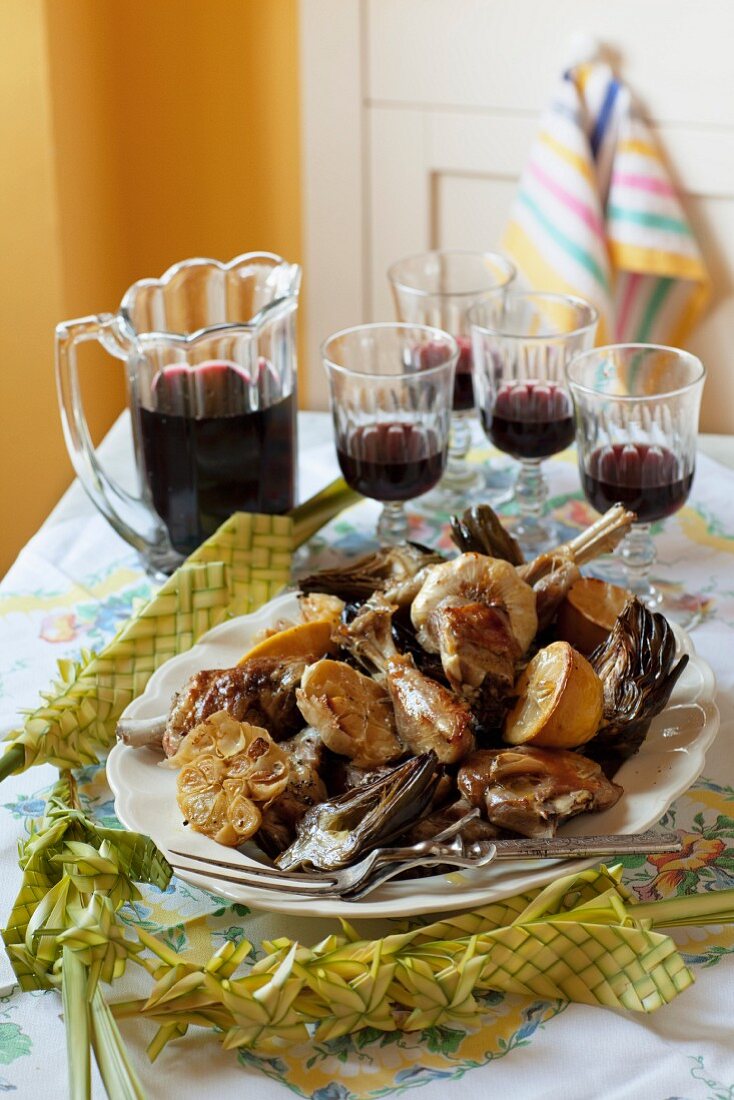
[297,543,443,600]
[275,752,439,871]
[586,597,689,772]
[450,504,525,565]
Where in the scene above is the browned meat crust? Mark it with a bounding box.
[162,657,305,757]
[458,746,622,838]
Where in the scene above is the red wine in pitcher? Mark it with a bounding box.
[582,443,693,524]
[482,381,575,460]
[337,422,445,501]
[139,375,296,557]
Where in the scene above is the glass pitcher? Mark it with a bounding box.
[56,253,301,575]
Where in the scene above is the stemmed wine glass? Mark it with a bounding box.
[469,291,598,551]
[388,250,516,499]
[322,323,457,544]
[567,344,705,623]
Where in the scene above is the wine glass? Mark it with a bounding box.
[387,250,516,499]
[469,291,598,551]
[322,323,457,544]
[567,343,705,622]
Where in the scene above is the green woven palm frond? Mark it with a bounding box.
[1,560,232,776]
[473,917,692,1011]
[92,828,172,892]
[405,865,628,946]
[396,937,487,1032]
[49,841,142,909]
[0,481,355,781]
[297,943,397,1042]
[219,945,309,1051]
[113,930,253,1061]
[2,772,171,991]
[57,893,140,992]
[103,862,734,1061]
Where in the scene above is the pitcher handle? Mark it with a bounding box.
[55,314,172,562]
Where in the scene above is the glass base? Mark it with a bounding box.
[509,516,562,558]
[628,576,703,631]
[589,539,704,633]
[139,546,185,580]
[441,458,486,497]
[427,465,513,511]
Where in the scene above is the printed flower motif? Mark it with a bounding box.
[39,613,79,643]
[0,1023,31,1065]
[559,498,597,529]
[312,1084,354,1100]
[635,832,726,901]
[2,795,48,821]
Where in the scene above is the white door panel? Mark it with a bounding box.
[435,176,517,259]
[301,0,734,430]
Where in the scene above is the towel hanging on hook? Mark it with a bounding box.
[502,59,710,345]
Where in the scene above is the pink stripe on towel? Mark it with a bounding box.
[527,160,606,241]
[612,172,676,197]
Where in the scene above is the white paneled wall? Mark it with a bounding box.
[300,0,734,431]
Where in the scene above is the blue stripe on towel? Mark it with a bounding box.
[590,79,620,159]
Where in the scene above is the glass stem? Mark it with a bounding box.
[377,501,408,545]
[515,459,548,523]
[620,524,660,605]
[442,415,479,491]
[449,415,471,465]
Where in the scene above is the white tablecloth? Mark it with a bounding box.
[1,413,733,1100]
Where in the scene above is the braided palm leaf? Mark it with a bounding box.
[0,479,356,778]
[297,942,397,1041]
[1,773,171,991]
[110,864,734,1066]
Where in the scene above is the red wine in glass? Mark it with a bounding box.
[481,380,575,460]
[452,336,475,412]
[582,443,693,524]
[415,338,474,414]
[336,422,445,501]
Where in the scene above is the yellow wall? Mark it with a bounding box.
[0,2,66,577]
[0,0,301,577]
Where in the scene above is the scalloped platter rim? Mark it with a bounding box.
[107,590,720,918]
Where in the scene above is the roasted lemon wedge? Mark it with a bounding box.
[503,641,603,749]
[555,577,631,654]
[238,619,336,665]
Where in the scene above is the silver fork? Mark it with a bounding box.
[167,812,492,900]
[166,815,682,901]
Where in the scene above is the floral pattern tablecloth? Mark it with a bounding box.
[1,413,733,1100]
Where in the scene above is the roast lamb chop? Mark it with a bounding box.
[160,657,307,756]
[116,657,309,756]
[457,746,623,838]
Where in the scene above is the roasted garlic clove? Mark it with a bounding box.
[296,659,404,767]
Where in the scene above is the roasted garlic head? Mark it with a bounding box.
[168,710,291,846]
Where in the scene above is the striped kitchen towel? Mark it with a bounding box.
[503,61,710,345]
